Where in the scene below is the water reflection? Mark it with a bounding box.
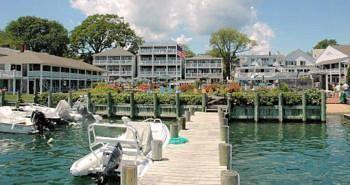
[230,117,350,185]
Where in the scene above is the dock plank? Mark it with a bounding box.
[139,112,225,185]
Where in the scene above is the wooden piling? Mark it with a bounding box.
[219,143,232,170]
[47,91,52,108]
[189,106,195,116]
[130,91,136,119]
[220,125,229,143]
[178,116,186,130]
[153,93,159,118]
[68,91,72,107]
[302,92,307,122]
[278,93,283,123]
[254,93,259,123]
[185,109,191,122]
[321,91,326,122]
[0,91,4,106]
[202,93,207,112]
[107,92,113,118]
[121,164,138,185]
[221,170,240,185]
[151,140,163,161]
[175,92,181,118]
[170,123,179,138]
[227,93,232,118]
[87,92,92,113]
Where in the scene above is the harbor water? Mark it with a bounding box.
[231,115,350,185]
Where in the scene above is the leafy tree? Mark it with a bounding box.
[209,27,254,79]
[70,14,142,63]
[313,39,338,49]
[5,16,69,56]
[0,31,19,48]
[182,45,196,58]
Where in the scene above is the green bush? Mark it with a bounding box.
[282,92,302,105]
[135,93,153,104]
[305,89,321,105]
[180,94,202,105]
[257,90,279,106]
[158,93,175,104]
[231,92,255,106]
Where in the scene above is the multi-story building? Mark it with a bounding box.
[0,50,104,94]
[280,49,315,79]
[185,55,223,82]
[137,42,183,81]
[93,48,136,82]
[315,45,350,90]
[234,54,285,85]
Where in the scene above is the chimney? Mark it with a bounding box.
[20,44,26,52]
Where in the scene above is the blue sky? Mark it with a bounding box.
[1,0,350,54]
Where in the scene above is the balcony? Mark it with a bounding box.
[0,70,22,79]
[139,60,181,66]
[186,63,222,68]
[185,73,223,79]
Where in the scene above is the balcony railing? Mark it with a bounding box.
[186,63,222,68]
[185,73,223,78]
[139,60,181,66]
[0,70,22,79]
[93,59,134,65]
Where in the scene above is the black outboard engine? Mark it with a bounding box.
[31,110,55,133]
[97,142,123,184]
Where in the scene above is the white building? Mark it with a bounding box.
[281,49,315,78]
[315,45,350,89]
[93,48,136,82]
[137,43,183,81]
[185,55,223,82]
[0,50,104,94]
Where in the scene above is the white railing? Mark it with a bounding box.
[185,73,222,78]
[0,70,22,79]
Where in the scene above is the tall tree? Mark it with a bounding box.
[183,45,196,58]
[70,14,142,63]
[209,27,254,79]
[314,39,338,49]
[5,16,69,56]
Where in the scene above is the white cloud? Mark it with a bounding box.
[70,0,258,40]
[246,22,275,55]
[172,35,193,45]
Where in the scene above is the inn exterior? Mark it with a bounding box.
[137,42,183,81]
[0,50,104,94]
[184,55,223,82]
[93,48,136,82]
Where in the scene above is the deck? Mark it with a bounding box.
[139,112,226,185]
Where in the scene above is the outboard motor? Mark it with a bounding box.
[31,110,55,133]
[97,142,123,184]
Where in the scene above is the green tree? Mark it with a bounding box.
[5,16,69,56]
[313,39,338,49]
[70,14,142,63]
[209,27,254,79]
[0,31,19,48]
[183,45,196,58]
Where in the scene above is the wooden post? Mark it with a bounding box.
[178,116,186,130]
[153,93,159,118]
[202,93,207,112]
[151,140,163,161]
[175,92,181,118]
[221,170,240,185]
[87,92,92,113]
[130,91,136,119]
[219,143,232,170]
[219,108,225,126]
[278,93,283,123]
[47,91,52,108]
[68,91,72,107]
[227,93,232,119]
[321,91,326,122]
[185,109,191,122]
[170,123,179,138]
[0,91,4,106]
[189,106,195,116]
[302,92,307,122]
[254,93,259,123]
[121,164,137,185]
[107,92,113,118]
[220,125,230,143]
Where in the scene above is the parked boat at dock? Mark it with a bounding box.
[70,117,170,183]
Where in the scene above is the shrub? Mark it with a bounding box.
[305,89,321,105]
[134,93,153,104]
[158,93,175,104]
[257,90,279,106]
[225,82,241,93]
[179,84,195,93]
[180,94,202,105]
[231,92,255,106]
[282,92,302,105]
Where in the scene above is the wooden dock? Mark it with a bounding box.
[139,112,226,185]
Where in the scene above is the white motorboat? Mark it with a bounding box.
[0,106,55,134]
[70,117,170,183]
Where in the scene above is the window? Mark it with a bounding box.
[300,61,306,66]
[43,65,51,71]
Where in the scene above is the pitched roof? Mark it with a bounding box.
[286,49,314,62]
[93,48,134,56]
[0,50,104,72]
[0,47,19,56]
[332,45,350,56]
[186,55,222,60]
